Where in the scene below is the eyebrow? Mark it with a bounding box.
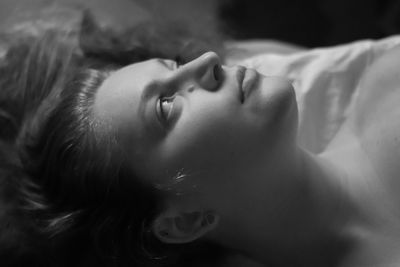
[157,59,170,69]
[158,58,179,71]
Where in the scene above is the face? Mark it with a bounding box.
[93,52,298,205]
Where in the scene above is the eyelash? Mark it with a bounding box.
[158,95,175,123]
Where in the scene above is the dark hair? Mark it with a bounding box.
[0,13,228,267]
[18,55,166,266]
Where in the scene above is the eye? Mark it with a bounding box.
[157,95,175,124]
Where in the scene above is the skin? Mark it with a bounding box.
[93,50,303,254]
[93,51,299,223]
[94,51,297,184]
[93,49,400,266]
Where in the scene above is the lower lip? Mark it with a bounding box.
[242,69,259,101]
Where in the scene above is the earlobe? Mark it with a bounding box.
[152,210,219,244]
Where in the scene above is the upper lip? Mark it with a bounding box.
[236,66,246,102]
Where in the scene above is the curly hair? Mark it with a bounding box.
[0,13,228,267]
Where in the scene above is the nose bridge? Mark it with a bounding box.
[190,51,220,70]
[178,51,220,81]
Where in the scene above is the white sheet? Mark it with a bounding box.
[226,36,400,153]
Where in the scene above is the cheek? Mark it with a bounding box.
[160,101,243,166]
[160,114,269,183]
[154,88,296,183]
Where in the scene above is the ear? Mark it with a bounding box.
[152,210,219,244]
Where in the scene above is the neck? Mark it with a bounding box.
[214,146,367,267]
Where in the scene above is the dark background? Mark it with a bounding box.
[2,0,400,48]
[219,0,400,47]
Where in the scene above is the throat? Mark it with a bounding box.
[257,148,361,266]
[223,207,357,267]
[216,147,363,267]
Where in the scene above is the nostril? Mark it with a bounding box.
[213,64,222,81]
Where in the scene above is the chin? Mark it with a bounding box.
[248,75,298,133]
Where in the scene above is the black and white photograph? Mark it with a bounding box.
[2,0,400,266]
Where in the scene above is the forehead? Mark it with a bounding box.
[93,59,163,128]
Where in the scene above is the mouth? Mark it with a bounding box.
[236,66,259,103]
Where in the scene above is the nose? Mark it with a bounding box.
[176,51,223,91]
